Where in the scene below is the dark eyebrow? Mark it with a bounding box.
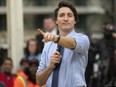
[67,13,73,15]
[59,12,73,15]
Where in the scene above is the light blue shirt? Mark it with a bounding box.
[37,30,90,87]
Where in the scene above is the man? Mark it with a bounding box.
[43,16,57,34]
[14,58,40,87]
[0,58,17,87]
[36,1,90,87]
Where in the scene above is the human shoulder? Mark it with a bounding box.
[74,32,89,39]
[17,70,28,80]
[0,72,4,78]
[0,72,3,75]
[12,73,17,79]
[14,76,24,87]
[74,32,90,47]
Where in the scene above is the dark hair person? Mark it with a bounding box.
[36,1,90,87]
[25,39,41,61]
[0,57,17,87]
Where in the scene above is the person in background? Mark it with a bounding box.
[18,58,29,74]
[86,22,116,87]
[14,58,40,87]
[43,16,58,34]
[25,39,41,61]
[0,48,6,71]
[85,37,98,87]
[0,57,17,87]
[36,16,58,53]
[95,22,116,86]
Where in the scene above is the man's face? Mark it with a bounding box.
[56,7,76,32]
[3,60,13,73]
[44,18,55,32]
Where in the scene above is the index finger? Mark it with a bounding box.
[37,28,45,36]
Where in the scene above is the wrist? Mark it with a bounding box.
[48,65,55,71]
[54,36,60,43]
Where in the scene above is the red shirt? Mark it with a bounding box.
[0,72,17,87]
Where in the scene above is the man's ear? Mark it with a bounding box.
[74,21,76,25]
[56,21,58,24]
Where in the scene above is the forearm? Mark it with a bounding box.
[36,65,54,86]
[58,36,76,49]
[37,29,76,49]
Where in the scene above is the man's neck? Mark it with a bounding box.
[59,29,74,36]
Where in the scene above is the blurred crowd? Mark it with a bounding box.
[0,16,56,87]
[85,22,116,87]
[0,16,116,87]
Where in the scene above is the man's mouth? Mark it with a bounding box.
[62,23,70,25]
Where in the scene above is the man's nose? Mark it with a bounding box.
[63,15,68,21]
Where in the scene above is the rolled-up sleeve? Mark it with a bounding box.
[73,34,90,54]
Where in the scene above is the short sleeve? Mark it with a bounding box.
[72,33,90,55]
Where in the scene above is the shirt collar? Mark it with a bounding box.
[66,29,76,37]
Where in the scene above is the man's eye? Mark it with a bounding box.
[59,14,64,17]
[68,14,73,17]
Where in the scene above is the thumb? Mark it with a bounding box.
[53,51,60,55]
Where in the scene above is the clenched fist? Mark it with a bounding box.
[49,51,62,69]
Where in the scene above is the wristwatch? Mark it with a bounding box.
[54,36,60,43]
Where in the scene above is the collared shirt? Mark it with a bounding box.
[37,30,90,87]
[51,28,57,35]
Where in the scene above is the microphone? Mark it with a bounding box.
[54,44,61,66]
[56,45,61,52]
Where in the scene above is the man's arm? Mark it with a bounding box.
[38,29,76,49]
[36,65,54,86]
[36,51,62,86]
[57,36,76,49]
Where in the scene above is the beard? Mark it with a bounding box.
[5,71,11,76]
